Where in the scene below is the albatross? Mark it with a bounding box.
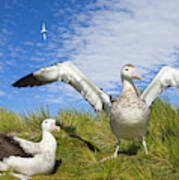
[0,118,60,178]
[12,61,179,160]
[41,23,47,40]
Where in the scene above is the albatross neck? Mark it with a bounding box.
[121,77,138,97]
[41,130,56,145]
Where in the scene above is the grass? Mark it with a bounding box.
[0,99,178,180]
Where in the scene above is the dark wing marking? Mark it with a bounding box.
[12,73,54,87]
[0,133,33,160]
[12,63,60,88]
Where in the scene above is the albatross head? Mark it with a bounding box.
[41,119,60,132]
[121,64,142,81]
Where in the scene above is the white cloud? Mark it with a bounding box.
[0,28,10,46]
[16,0,178,108]
[0,91,5,96]
[52,1,178,69]
[31,57,45,62]
[0,61,4,72]
[45,0,179,102]
[42,83,83,103]
[24,41,34,46]
[8,46,26,58]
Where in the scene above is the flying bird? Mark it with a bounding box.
[0,119,60,178]
[12,61,179,161]
[40,23,47,40]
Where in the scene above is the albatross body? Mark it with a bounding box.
[110,91,150,140]
[12,61,179,160]
[0,119,60,178]
[110,64,150,141]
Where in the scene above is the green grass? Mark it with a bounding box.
[0,99,178,180]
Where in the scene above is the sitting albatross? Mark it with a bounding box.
[0,119,60,178]
[12,61,179,160]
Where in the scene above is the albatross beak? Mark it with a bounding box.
[54,125,60,132]
[133,75,142,81]
[131,70,142,81]
[51,121,60,132]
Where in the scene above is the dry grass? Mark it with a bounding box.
[0,99,178,180]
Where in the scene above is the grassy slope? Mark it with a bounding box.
[0,99,178,180]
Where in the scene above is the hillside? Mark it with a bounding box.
[0,99,178,180]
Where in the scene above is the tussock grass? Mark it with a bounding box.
[0,99,178,179]
[0,108,26,134]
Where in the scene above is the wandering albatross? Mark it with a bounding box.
[0,118,60,179]
[12,61,179,160]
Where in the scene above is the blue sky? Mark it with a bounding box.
[0,0,178,114]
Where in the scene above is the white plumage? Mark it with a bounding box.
[13,61,111,113]
[40,23,47,40]
[12,61,179,160]
[141,66,179,106]
[0,119,60,178]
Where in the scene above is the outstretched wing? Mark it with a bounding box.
[12,61,111,112]
[141,66,179,107]
[43,33,47,40]
[42,23,45,30]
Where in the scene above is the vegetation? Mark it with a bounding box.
[0,99,178,180]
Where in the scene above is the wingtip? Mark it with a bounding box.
[12,81,19,87]
[12,81,23,88]
[11,73,34,88]
[12,79,27,88]
[12,82,16,87]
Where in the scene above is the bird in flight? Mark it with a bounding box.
[40,23,47,40]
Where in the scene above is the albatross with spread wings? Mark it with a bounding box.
[12,61,179,161]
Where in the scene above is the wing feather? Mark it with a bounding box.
[13,137,41,155]
[12,61,111,112]
[0,133,33,160]
[141,66,179,106]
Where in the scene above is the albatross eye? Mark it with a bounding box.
[125,68,129,71]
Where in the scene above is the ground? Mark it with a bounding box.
[0,99,178,180]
